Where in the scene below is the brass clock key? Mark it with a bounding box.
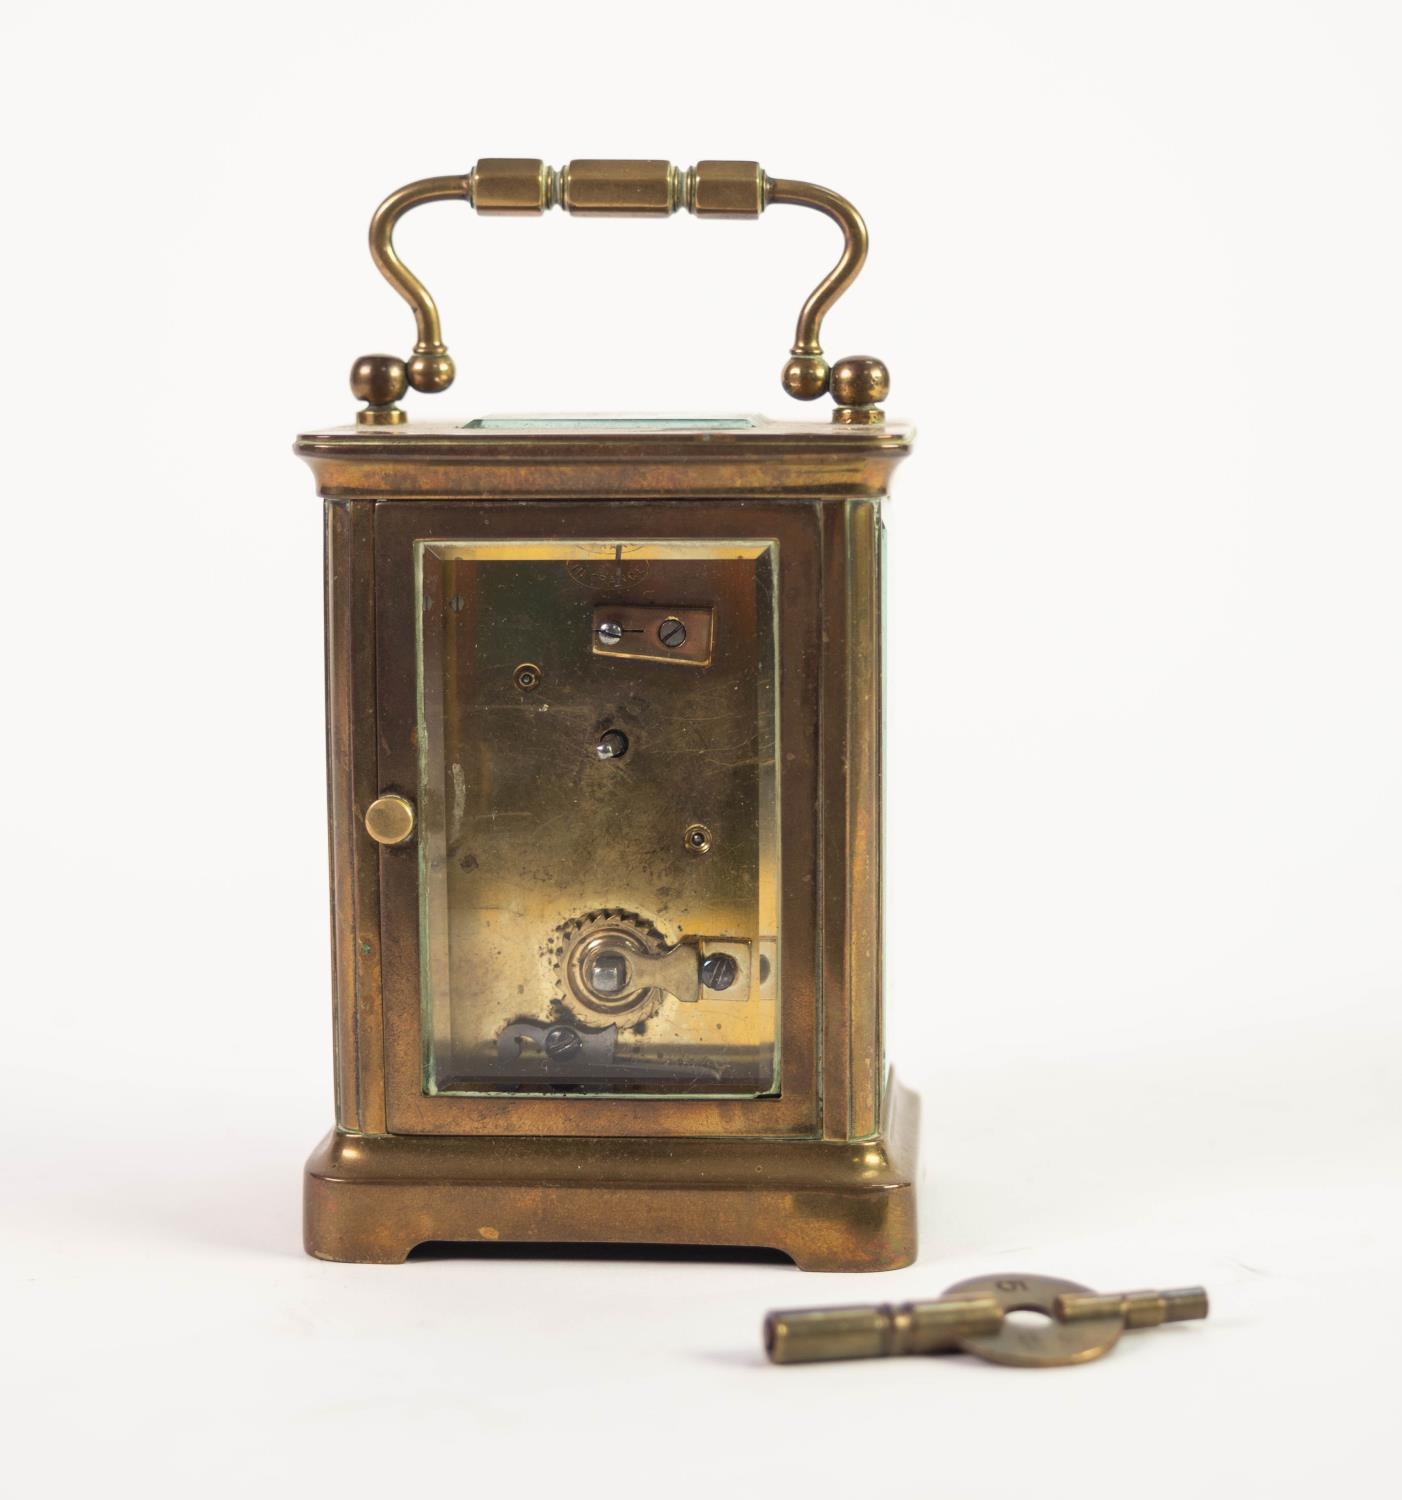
[766,1276,1210,1367]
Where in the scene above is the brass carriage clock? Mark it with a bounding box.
[298,159,917,1270]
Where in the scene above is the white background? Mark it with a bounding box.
[4,2,1399,1495]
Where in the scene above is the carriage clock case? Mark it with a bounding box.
[298,159,918,1270]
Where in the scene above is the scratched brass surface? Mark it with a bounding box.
[418,539,780,1095]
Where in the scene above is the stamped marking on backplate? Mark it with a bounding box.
[567,557,650,591]
[943,1273,1125,1368]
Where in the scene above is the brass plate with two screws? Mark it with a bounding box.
[592,604,714,667]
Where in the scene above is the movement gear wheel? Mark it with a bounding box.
[552,908,668,1029]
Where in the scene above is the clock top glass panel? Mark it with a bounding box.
[417,538,780,1097]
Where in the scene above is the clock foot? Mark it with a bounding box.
[303,1071,919,1271]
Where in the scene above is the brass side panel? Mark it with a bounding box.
[817,499,884,1141]
[847,499,884,1139]
[324,499,385,1132]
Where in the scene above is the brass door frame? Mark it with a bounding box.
[375,498,825,1138]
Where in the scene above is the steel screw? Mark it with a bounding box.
[597,620,624,646]
[699,953,738,991]
[543,1026,582,1059]
[514,662,541,691]
[596,730,629,760]
[658,617,687,649]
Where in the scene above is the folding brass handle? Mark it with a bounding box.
[347,159,889,427]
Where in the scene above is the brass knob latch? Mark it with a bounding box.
[766,1274,1209,1369]
[364,794,416,847]
[350,159,888,427]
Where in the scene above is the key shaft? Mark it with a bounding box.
[1055,1287,1209,1328]
[765,1295,1004,1364]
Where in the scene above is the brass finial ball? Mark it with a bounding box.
[350,354,408,406]
[830,356,890,409]
[408,350,456,393]
[781,354,831,402]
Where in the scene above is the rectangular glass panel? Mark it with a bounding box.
[417,538,780,1096]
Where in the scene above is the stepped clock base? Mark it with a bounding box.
[304,1073,919,1272]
